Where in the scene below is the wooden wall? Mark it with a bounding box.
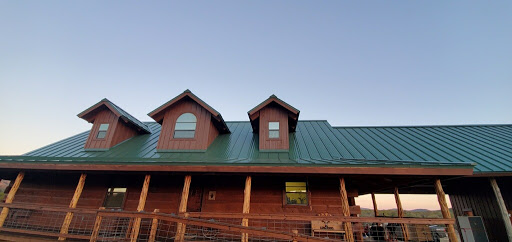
[157,99,218,151]
[10,173,358,216]
[12,173,184,214]
[84,108,138,150]
[448,177,512,242]
[258,104,289,151]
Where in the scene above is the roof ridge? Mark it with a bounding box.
[78,99,151,133]
[333,124,512,129]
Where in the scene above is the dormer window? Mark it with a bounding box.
[269,122,280,138]
[97,124,109,139]
[174,113,197,138]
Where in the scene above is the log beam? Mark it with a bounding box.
[148,209,160,242]
[130,174,151,242]
[394,187,409,241]
[0,172,25,227]
[489,178,512,242]
[175,175,192,242]
[241,176,252,242]
[59,173,87,240]
[339,178,354,242]
[371,193,378,217]
[90,207,105,242]
[434,179,457,242]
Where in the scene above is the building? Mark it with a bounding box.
[0,89,510,242]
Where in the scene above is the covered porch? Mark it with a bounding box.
[0,168,464,242]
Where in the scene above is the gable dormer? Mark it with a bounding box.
[78,99,151,151]
[148,90,229,152]
[248,95,300,152]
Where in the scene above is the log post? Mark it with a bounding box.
[90,207,105,242]
[394,187,409,241]
[130,174,151,242]
[59,173,87,240]
[489,178,512,242]
[148,209,160,242]
[371,193,378,217]
[339,178,354,242]
[175,175,192,242]
[0,171,25,227]
[241,176,252,242]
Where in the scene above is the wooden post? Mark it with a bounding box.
[59,173,87,240]
[0,171,25,227]
[90,207,105,242]
[148,209,160,242]
[175,175,192,242]
[490,178,512,242]
[434,180,458,242]
[241,176,252,242]
[130,174,151,242]
[371,193,378,217]
[339,178,354,242]
[394,187,409,241]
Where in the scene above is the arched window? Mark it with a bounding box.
[174,113,197,138]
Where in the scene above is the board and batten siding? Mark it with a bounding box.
[156,99,219,151]
[259,105,289,151]
[84,109,139,150]
[448,177,512,242]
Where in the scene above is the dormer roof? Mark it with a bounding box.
[148,89,230,134]
[248,95,300,132]
[77,98,151,134]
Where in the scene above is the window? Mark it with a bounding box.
[103,187,127,209]
[96,124,109,139]
[269,122,279,138]
[285,182,308,205]
[174,113,197,138]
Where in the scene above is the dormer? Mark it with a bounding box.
[248,95,300,152]
[78,99,151,151]
[148,90,230,152]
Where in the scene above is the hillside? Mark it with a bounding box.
[360,208,454,218]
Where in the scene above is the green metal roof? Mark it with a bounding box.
[331,124,512,173]
[5,121,510,172]
[78,98,151,133]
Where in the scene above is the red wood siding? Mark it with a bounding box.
[10,173,359,220]
[259,105,289,151]
[207,121,219,147]
[84,109,139,150]
[13,172,78,207]
[251,176,358,214]
[111,120,138,147]
[156,99,218,151]
[84,109,118,150]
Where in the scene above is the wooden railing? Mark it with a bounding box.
[0,203,456,241]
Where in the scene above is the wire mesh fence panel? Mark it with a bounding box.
[3,207,66,234]
[67,212,98,236]
[356,222,450,242]
[0,205,458,242]
[152,220,178,242]
[96,216,131,241]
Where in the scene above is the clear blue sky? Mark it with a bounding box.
[1,1,511,155]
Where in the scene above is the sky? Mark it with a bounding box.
[0,1,510,210]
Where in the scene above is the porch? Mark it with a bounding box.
[0,171,458,241]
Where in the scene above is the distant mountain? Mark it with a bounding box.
[361,208,434,212]
[410,209,432,212]
[360,208,453,218]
